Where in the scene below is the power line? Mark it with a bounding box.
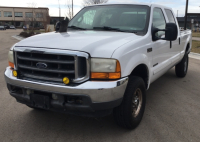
[72,0,73,18]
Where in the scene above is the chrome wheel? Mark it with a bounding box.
[132,88,143,117]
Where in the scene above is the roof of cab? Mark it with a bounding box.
[86,2,152,7]
[85,2,172,10]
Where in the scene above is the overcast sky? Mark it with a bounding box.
[1,0,200,17]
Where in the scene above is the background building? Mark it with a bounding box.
[177,13,200,29]
[0,6,49,28]
[50,16,65,26]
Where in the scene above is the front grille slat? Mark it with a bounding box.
[18,64,75,74]
[17,55,75,64]
[16,51,88,84]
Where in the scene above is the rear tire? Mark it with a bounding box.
[113,76,146,129]
[175,53,189,78]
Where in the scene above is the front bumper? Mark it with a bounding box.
[5,67,128,117]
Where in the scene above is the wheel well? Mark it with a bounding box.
[130,64,149,89]
[185,43,190,54]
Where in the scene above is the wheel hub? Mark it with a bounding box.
[132,88,142,117]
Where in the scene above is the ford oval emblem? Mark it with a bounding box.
[36,63,47,69]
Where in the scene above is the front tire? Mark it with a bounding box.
[113,76,146,129]
[175,53,189,78]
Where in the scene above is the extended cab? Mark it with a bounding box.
[5,3,192,129]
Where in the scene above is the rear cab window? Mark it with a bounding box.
[164,9,176,23]
[152,8,166,38]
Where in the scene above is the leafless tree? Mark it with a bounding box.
[65,0,73,20]
[39,9,50,31]
[82,0,109,7]
[24,2,37,31]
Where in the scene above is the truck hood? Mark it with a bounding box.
[15,30,142,58]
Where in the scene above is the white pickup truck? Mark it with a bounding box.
[5,3,192,129]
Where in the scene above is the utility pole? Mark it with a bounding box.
[72,0,73,18]
[184,0,189,30]
[177,10,179,17]
[13,8,15,26]
[58,0,61,20]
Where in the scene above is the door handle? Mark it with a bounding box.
[170,41,172,48]
[147,48,152,53]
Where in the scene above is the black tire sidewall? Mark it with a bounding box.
[175,53,189,77]
[184,54,189,74]
[114,76,146,129]
[129,80,146,127]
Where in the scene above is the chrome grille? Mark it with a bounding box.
[15,49,89,84]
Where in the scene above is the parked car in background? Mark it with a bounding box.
[0,26,6,30]
[23,26,27,30]
[9,25,16,29]
[4,25,10,29]
[180,27,184,31]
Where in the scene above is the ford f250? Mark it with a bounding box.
[5,3,192,129]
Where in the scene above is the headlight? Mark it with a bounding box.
[8,50,14,63]
[8,44,16,68]
[91,58,121,79]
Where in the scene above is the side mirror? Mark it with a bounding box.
[55,21,60,32]
[55,17,70,33]
[152,23,178,41]
[59,17,70,33]
[165,23,178,41]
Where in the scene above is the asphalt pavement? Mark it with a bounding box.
[0,29,200,142]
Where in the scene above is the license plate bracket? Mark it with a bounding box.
[30,94,50,109]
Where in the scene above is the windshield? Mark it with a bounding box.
[69,5,150,34]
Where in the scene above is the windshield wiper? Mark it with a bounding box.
[68,26,86,30]
[93,26,137,33]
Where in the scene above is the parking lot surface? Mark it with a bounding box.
[0,30,200,142]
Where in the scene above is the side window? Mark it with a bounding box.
[153,8,166,38]
[165,9,176,23]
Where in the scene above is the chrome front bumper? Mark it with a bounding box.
[5,67,128,103]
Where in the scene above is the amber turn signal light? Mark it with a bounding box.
[9,61,14,68]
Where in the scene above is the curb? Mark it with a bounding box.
[12,35,25,41]
[189,52,200,60]
[190,52,200,56]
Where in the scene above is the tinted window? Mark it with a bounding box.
[4,12,12,17]
[165,9,176,23]
[26,13,33,18]
[36,13,43,18]
[153,8,166,38]
[69,5,150,34]
[15,12,23,17]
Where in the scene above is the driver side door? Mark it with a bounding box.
[151,7,172,81]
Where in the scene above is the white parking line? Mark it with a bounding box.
[12,35,25,41]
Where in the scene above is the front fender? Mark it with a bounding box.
[121,53,150,77]
[183,31,192,54]
[112,45,152,88]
